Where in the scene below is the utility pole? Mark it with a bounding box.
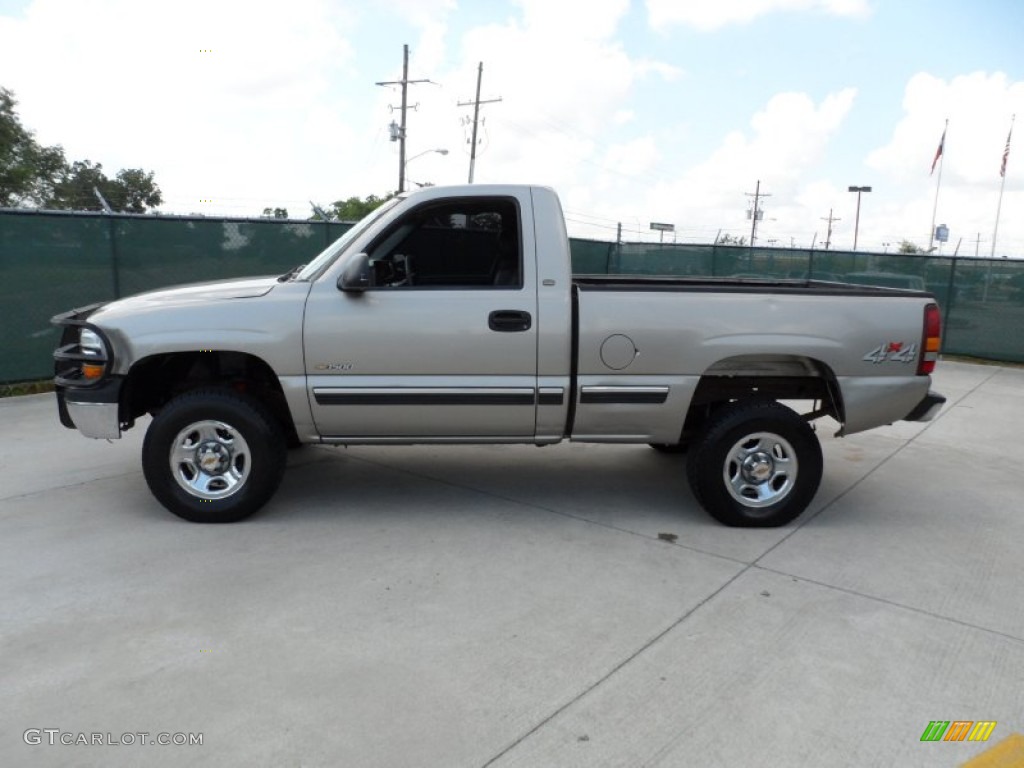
[458,62,502,183]
[821,209,840,250]
[376,44,433,193]
[744,180,770,246]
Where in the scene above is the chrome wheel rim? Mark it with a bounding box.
[169,420,251,500]
[723,431,797,508]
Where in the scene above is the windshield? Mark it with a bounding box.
[293,197,403,281]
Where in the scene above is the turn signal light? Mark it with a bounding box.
[918,303,941,375]
[82,363,105,380]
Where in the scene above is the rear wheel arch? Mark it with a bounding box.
[690,354,844,425]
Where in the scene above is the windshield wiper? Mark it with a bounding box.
[277,264,306,282]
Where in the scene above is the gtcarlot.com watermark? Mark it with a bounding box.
[24,729,202,747]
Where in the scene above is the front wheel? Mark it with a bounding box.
[142,388,286,523]
[686,401,822,527]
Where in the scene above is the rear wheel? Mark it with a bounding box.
[142,388,286,523]
[686,401,822,527]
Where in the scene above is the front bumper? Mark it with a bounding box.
[52,302,124,439]
[904,390,946,422]
[56,377,124,439]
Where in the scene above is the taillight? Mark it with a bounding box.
[918,303,941,375]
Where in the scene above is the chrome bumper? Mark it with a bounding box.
[66,400,122,439]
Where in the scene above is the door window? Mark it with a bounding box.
[365,198,521,289]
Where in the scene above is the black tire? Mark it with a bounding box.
[686,401,822,527]
[142,388,286,523]
[649,442,688,454]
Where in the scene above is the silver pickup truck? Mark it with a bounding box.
[52,184,945,527]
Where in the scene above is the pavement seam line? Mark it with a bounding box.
[472,367,1007,764]
[0,468,143,504]
[757,569,1024,647]
[753,564,1024,645]
[478,563,755,768]
[333,452,751,568]
[750,365,1003,566]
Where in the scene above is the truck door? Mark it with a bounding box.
[303,194,539,439]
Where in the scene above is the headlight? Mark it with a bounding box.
[80,328,105,356]
[79,328,108,380]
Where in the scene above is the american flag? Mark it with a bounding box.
[930,127,945,175]
[1000,121,1013,178]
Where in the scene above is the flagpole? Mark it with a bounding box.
[929,118,948,252]
[991,114,1014,258]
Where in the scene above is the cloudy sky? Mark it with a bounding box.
[1,0,1022,255]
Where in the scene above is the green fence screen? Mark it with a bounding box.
[3,210,1023,383]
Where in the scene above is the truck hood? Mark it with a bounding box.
[94,276,278,315]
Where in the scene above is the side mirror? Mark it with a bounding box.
[338,252,371,292]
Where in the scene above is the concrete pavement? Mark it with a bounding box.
[1,361,1021,767]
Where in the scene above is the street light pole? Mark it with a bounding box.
[403,148,448,186]
[848,185,871,251]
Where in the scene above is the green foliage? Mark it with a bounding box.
[0,87,66,206]
[261,207,289,219]
[314,193,396,221]
[108,168,162,213]
[898,239,925,254]
[48,160,162,213]
[0,86,162,212]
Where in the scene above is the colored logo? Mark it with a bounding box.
[921,721,997,742]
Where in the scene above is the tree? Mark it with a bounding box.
[0,87,66,206]
[261,207,289,219]
[716,233,747,246]
[898,240,926,254]
[107,168,162,213]
[48,160,162,213]
[314,193,395,221]
[48,160,107,210]
[1,86,162,212]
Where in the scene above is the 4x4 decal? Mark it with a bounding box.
[863,341,917,364]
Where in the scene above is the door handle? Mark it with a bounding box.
[488,310,532,332]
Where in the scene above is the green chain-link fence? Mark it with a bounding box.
[3,211,1023,388]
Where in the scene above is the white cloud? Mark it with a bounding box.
[660,88,856,215]
[394,0,679,193]
[862,71,1024,253]
[603,136,661,177]
[868,71,1024,185]
[559,87,857,246]
[0,0,355,213]
[646,0,871,32]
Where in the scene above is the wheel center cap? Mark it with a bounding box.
[197,442,229,474]
[743,452,773,483]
